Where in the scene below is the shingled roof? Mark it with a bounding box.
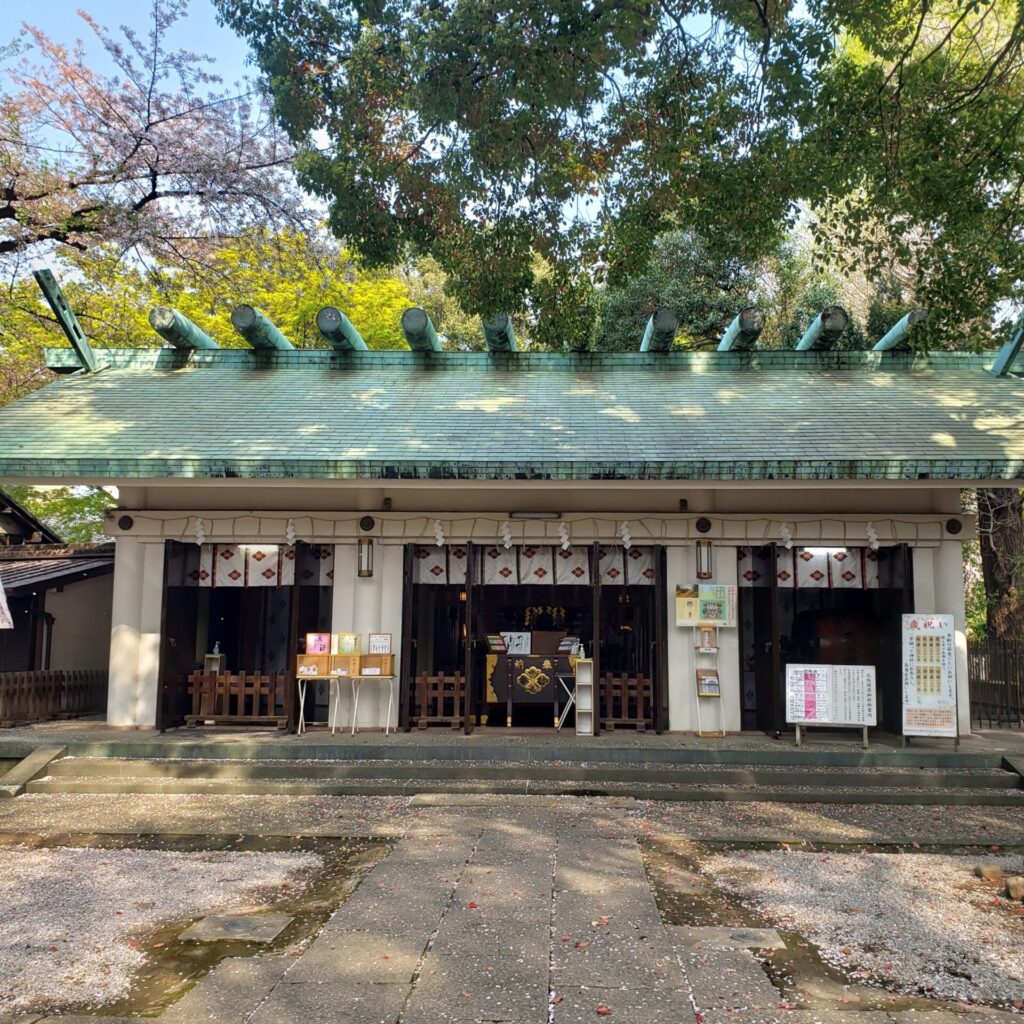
[0,348,1021,483]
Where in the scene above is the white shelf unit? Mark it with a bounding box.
[574,658,595,736]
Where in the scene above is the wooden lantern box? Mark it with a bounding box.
[330,654,362,677]
[296,654,329,677]
[359,654,395,677]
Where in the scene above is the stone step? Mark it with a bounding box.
[25,773,1024,805]
[43,756,1019,790]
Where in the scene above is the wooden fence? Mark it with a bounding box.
[0,670,108,724]
[185,672,289,728]
[969,639,1024,728]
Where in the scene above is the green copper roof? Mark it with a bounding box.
[0,348,1021,483]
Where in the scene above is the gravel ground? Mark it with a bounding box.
[703,850,1024,1006]
[631,800,1024,845]
[0,846,321,1013]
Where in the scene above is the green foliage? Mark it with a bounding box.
[3,485,116,543]
[217,0,1024,347]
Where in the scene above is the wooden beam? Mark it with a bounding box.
[717,306,765,351]
[482,314,518,353]
[32,269,98,372]
[872,308,927,351]
[992,310,1024,376]
[316,306,368,351]
[639,307,678,352]
[230,305,295,350]
[401,307,442,352]
[148,306,219,350]
[795,305,849,350]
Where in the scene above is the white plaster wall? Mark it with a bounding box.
[46,573,112,671]
[666,544,741,734]
[328,542,403,731]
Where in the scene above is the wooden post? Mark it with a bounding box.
[653,545,669,733]
[770,543,784,735]
[399,544,415,731]
[463,544,476,734]
[154,540,173,733]
[286,559,301,733]
[591,542,602,736]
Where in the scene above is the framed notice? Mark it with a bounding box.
[696,669,721,698]
[332,632,361,655]
[676,584,737,628]
[902,614,957,738]
[306,632,331,655]
[785,664,877,727]
[368,633,392,655]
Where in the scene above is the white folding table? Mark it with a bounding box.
[329,675,396,736]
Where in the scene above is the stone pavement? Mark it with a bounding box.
[8,800,1015,1024]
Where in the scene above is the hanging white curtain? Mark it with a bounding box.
[482,545,518,585]
[599,546,626,585]
[775,548,796,587]
[555,546,590,585]
[829,548,863,589]
[625,546,655,585]
[795,547,830,588]
[414,545,449,584]
[518,545,555,584]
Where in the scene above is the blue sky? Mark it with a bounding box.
[8,0,252,86]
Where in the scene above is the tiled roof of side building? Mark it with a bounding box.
[0,348,1021,483]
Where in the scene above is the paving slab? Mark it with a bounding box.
[247,980,406,1024]
[160,955,291,1024]
[285,930,425,984]
[670,925,787,950]
[679,945,780,1012]
[549,984,693,1023]
[402,952,547,1023]
[180,911,293,944]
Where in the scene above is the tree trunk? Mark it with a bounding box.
[977,487,1024,641]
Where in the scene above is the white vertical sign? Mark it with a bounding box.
[902,614,957,738]
[0,576,12,630]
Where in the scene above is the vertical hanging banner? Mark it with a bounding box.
[0,576,12,629]
[902,614,958,738]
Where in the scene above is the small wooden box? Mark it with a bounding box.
[359,654,395,677]
[330,654,362,677]
[296,654,328,678]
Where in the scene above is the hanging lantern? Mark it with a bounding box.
[696,539,714,580]
[357,537,374,578]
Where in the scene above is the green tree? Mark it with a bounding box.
[217,0,1024,348]
[3,485,116,543]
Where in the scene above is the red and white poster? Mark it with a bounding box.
[902,614,958,738]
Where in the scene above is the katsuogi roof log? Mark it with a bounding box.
[717,307,765,352]
[401,307,442,352]
[230,305,295,350]
[639,307,679,352]
[148,307,219,350]
[795,306,850,350]
[316,306,368,351]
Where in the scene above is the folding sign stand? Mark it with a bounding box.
[693,626,725,738]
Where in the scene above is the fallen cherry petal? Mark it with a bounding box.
[466,902,478,910]
[551,994,564,1005]
[596,1004,612,1016]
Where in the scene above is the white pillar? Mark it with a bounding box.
[912,547,936,614]
[934,541,971,735]
[716,545,742,733]
[666,545,694,732]
[107,537,142,726]
[135,543,165,727]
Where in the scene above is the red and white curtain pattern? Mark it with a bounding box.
[738,546,879,589]
[168,544,334,587]
[412,545,653,585]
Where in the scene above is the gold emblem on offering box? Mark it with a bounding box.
[516,666,550,694]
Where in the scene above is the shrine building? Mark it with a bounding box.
[1,295,1022,738]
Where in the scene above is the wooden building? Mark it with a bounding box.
[0,302,1020,737]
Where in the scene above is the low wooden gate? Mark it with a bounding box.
[969,639,1024,728]
[0,670,108,724]
[185,672,289,728]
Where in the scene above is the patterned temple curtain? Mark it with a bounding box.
[169,542,333,588]
[769,546,879,590]
[482,545,519,585]
[624,546,655,585]
[776,548,796,588]
[518,545,555,584]
[598,546,626,585]
[413,544,468,585]
[555,546,590,585]
[738,546,774,587]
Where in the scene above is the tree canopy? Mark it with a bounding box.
[216,0,1024,348]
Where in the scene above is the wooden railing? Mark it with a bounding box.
[969,640,1024,728]
[185,672,289,728]
[600,673,652,731]
[0,669,108,724]
[412,673,466,729]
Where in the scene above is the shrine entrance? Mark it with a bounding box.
[737,545,913,735]
[401,542,667,733]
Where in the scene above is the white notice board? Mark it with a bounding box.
[785,664,877,727]
[902,614,958,738]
